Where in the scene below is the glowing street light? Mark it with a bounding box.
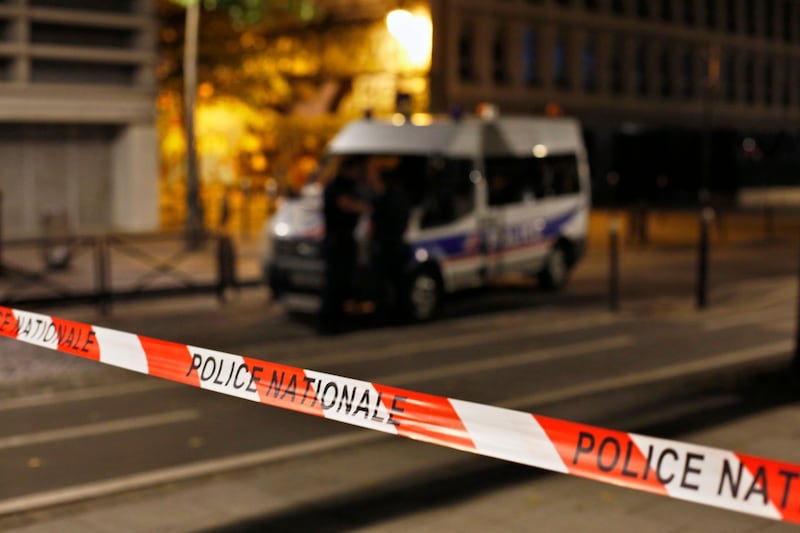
[386,8,432,70]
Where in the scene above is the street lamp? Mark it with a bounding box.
[169,0,205,248]
[183,0,205,248]
[385,7,432,71]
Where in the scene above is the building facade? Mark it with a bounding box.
[0,0,158,236]
[428,0,800,205]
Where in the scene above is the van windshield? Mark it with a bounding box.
[315,154,475,225]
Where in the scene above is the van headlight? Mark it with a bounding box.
[274,222,290,237]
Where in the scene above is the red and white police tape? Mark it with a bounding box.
[1,306,799,524]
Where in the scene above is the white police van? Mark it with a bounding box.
[262,113,591,321]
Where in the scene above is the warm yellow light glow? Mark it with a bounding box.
[250,153,267,172]
[162,125,186,159]
[241,132,261,152]
[386,8,432,71]
[386,9,414,38]
[198,82,214,99]
[391,113,407,126]
[411,113,433,126]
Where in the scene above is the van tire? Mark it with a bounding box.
[407,266,443,322]
[538,243,569,290]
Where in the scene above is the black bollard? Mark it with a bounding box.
[95,237,111,316]
[609,217,620,312]
[0,191,4,277]
[696,207,714,310]
[794,233,800,382]
[216,234,237,302]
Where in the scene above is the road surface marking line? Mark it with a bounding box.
[500,339,792,409]
[0,380,173,412]
[249,309,616,362]
[762,320,795,333]
[376,335,634,386]
[0,432,379,516]
[704,307,791,331]
[0,409,199,450]
[292,314,621,368]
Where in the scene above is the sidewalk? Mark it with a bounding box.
[0,232,265,308]
[0,207,796,310]
[588,207,800,249]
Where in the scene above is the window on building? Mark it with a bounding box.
[582,35,597,91]
[726,0,737,32]
[744,56,755,103]
[684,0,695,24]
[744,0,756,35]
[681,49,694,98]
[612,0,625,14]
[555,0,570,6]
[636,0,650,18]
[795,59,800,106]
[0,58,9,82]
[660,0,672,21]
[31,23,135,49]
[765,60,774,105]
[493,28,508,84]
[610,35,624,93]
[783,57,793,107]
[30,0,136,13]
[585,0,599,10]
[782,0,794,43]
[724,52,736,101]
[553,32,569,89]
[764,0,774,39]
[31,59,136,85]
[660,47,672,97]
[0,18,9,39]
[705,0,717,28]
[634,41,648,96]
[458,24,475,82]
[523,28,540,86]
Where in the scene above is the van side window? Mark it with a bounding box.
[421,158,474,228]
[485,157,528,206]
[532,154,580,198]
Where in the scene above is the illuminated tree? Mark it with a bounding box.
[167,0,318,245]
[157,1,433,234]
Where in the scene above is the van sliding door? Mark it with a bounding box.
[484,156,544,276]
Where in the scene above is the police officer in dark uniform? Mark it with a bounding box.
[368,157,411,324]
[318,156,370,334]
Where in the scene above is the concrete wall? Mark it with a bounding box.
[111,123,159,232]
[0,0,159,236]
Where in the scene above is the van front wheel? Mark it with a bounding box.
[407,267,442,322]
[538,243,569,290]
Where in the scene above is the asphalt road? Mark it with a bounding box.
[0,238,798,530]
